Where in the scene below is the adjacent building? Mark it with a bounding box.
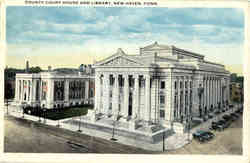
[14,65,95,109]
[91,42,231,133]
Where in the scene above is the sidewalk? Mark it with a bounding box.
[4,104,240,152]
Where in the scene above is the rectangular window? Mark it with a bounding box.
[180,81,183,89]
[129,76,134,87]
[41,81,47,100]
[160,110,165,118]
[185,81,187,89]
[139,77,145,88]
[90,88,94,97]
[160,81,165,89]
[160,95,165,104]
[174,81,177,89]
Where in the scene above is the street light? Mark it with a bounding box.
[56,107,60,127]
[162,131,165,151]
[77,109,82,132]
[42,106,46,124]
[5,99,9,115]
[37,106,41,122]
[110,119,117,141]
[22,104,25,118]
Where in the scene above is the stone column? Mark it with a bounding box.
[219,79,222,105]
[214,78,216,107]
[28,80,31,102]
[20,80,23,101]
[213,78,215,107]
[144,74,151,123]
[226,78,230,103]
[94,73,100,113]
[32,79,37,102]
[216,79,219,107]
[112,74,119,119]
[29,80,33,103]
[64,80,69,105]
[98,76,103,113]
[177,78,180,120]
[182,78,186,117]
[15,79,19,101]
[186,79,189,118]
[103,74,110,116]
[85,79,89,103]
[208,78,211,109]
[133,74,139,119]
[19,80,21,101]
[211,78,214,108]
[204,78,207,111]
[123,74,129,118]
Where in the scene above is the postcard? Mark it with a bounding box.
[2,0,249,163]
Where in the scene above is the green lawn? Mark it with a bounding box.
[26,106,93,120]
[45,107,92,120]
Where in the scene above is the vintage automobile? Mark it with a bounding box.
[193,130,215,142]
[218,119,231,128]
[222,114,232,121]
[230,113,239,119]
[211,121,224,131]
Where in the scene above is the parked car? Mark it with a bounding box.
[193,130,214,142]
[214,110,220,115]
[229,115,237,121]
[222,114,232,121]
[208,114,213,119]
[211,121,224,131]
[231,113,239,118]
[218,119,231,128]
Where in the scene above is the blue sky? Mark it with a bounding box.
[6,7,244,74]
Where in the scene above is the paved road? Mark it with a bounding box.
[4,116,152,153]
[167,115,243,155]
[4,114,242,154]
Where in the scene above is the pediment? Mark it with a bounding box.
[142,42,171,50]
[100,56,143,66]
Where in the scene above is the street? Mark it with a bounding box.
[4,116,152,153]
[4,113,242,154]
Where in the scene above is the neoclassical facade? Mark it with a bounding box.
[91,42,230,133]
[14,71,95,109]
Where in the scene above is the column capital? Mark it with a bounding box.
[133,74,139,79]
[144,74,151,79]
[113,73,119,78]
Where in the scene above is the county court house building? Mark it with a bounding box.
[14,66,95,109]
[91,42,230,133]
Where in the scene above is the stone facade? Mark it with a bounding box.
[14,71,95,109]
[91,42,230,133]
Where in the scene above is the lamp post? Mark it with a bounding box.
[38,106,41,122]
[77,110,82,132]
[22,103,26,118]
[43,106,46,124]
[162,129,165,151]
[110,120,117,141]
[6,99,9,115]
[56,108,60,127]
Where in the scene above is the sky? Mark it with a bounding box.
[6,7,244,75]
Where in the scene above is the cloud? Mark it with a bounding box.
[6,7,244,75]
